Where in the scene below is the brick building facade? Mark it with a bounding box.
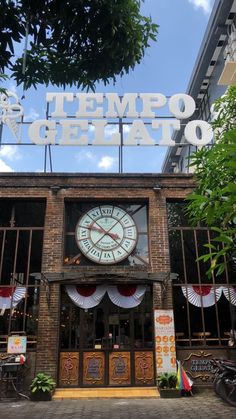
[0,173,235,390]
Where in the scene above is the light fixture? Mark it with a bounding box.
[153,185,162,191]
[50,185,60,195]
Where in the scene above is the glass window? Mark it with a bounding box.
[0,200,45,350]
[9,285,39,335]
[167,201,190,227]
[173,284,236,347]
[173,287,189,336]
[0,200,45,227]
[60,296,80,350]
[169,230,184,284]
[60,285,153,351]
[1,231,17,284]
[169,200,236,347]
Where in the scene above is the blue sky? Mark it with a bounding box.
[0,0,214,173]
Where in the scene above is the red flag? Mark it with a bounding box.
[181,366,192,392]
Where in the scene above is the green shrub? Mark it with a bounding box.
[30,372,56,394]
[158,372,177,389]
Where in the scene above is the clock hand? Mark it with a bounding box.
[88,224,120,240]
[107,232,120,240]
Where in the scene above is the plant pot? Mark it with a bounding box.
[30,390,52,401]
[159,388,181,398]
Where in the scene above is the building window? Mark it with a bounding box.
[0,200,45,351]
[167,201,236,347]
[60,285,153,351]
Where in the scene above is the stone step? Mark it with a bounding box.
[53,387,160,399]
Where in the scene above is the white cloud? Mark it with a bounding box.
[105,124,131,137]
[75,150,97,163]
[98,156,117,170]
[0,145,22,161]
[35,169,44,173]
[88,125,95,133]
[24,107,40,121]
[75,150,117,171]
[188,0,213,14]
[0,158,14,172]
[105,125,119,136]
[123,125,131,134]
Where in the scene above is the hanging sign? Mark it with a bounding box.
[154,309,176,374]
[0,91,214,146]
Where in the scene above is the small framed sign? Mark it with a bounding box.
[7,335,27,354]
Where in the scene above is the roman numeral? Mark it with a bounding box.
[89,248,100,257]
[82,239,92,250]
[124,240,131,249]
[101,208,112,215]
[91,210,100,218]
[81,229,87,237]
[123,218,130,225]
[103,252,111,258]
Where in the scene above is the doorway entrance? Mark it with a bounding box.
[59,285,155,387]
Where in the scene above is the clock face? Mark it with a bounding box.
[75,205,138,264]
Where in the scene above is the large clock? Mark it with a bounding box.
[75,205,138,264]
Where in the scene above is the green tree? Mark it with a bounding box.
[187,86,236,276]
[0,0,158,90]
[0,74,8,94]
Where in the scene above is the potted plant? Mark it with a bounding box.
[30,372,56,401]
[158,372,180,398]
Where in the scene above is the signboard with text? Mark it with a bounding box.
[154,309,176,374]
[0,91,213,147]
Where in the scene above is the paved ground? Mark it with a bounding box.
[0,392,235,419]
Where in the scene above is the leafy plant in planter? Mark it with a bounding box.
[30,372,56,401]
[158,372,180,398]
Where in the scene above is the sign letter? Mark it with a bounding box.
[140,93,167,118]
[125,120,154,145]
[105,93,138,118]
[46,93,73,118]
[152,119,180,146]
[28,120,56,145]
[59,120,89,145]
[169,94,195,119]
[184,120,214,146]
[76,93,104,118]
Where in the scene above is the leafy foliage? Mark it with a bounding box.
[30,372,56,393]
[187,87,236,276]
[0,0,158,90]
[158,372,177,389]
[0,73,8,94]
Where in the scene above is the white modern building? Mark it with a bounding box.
[162,0,236,173]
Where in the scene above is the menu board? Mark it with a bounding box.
[154,309,176,374]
